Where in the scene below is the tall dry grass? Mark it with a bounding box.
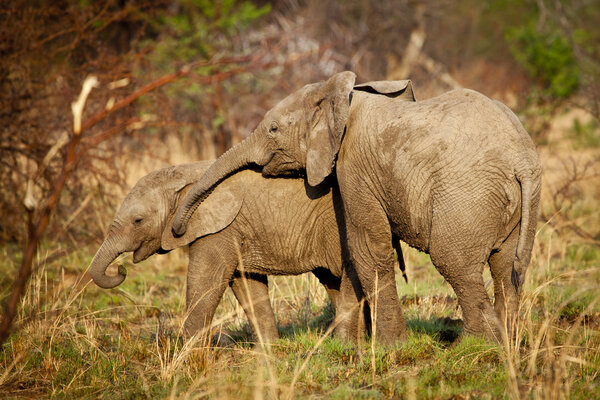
[1,113,599,399]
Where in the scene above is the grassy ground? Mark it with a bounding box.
[1,116,599,399]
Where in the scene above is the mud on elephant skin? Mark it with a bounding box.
[174,72,542,344]
[91,161,388,342]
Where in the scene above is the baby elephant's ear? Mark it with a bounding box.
[161,177,244,251]
[353,80,416,101]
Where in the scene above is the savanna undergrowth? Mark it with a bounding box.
[1,144,599,399]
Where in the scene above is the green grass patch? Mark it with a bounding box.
[2,213,600,399]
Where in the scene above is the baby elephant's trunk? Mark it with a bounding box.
[90,239,127,289]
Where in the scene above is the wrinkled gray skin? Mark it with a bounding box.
[91,161,387,341]
[173,72,542,344]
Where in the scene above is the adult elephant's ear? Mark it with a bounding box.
[306,71,356,187]
[161,174,244,251]
[354,80,416,101]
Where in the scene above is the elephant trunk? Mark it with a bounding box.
[172,132,269,236]
[90,236,127,289]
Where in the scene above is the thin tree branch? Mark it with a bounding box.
[0,44,320,346]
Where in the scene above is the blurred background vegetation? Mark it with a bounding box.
[1,0,598,246]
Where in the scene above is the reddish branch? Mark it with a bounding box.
[0,54,272,347]
[0,121,83,346]
[79,54,257,133]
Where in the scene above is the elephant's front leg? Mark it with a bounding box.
[338,193,406,345]
[185,240,237,341]
[229,272,279,343]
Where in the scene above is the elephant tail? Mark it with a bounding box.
[513,170,541,291]
[392,234,408,283]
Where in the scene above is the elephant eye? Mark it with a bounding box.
[269,122,279,133]
[134,217,143,224]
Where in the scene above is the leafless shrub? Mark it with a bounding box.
[541,155,600,244]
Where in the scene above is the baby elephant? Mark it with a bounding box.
[90,161,370,342]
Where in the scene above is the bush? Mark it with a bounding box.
[506,23,579,99]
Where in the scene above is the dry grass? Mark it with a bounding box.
[1,110,599,399]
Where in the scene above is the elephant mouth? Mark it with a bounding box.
[262,153,302,176]
[133,249,149,263]
[133,239,158,263]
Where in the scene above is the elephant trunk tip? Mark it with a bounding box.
[172,210,189,237]
[92,264,127,289]
[173,190,203,236]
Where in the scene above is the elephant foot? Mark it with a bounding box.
[210,327,279,347]
[373,329,407,348]
[333,321,360,344]
[457,315,504,345]
[370,308,407,346]
[333,306,366,344]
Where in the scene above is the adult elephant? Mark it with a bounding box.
[91,161,391,342]
[173,72,542,344]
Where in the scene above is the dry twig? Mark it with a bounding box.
[0,54,282,346]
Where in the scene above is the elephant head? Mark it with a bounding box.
[90,162,243,289]
[172,72,415,236]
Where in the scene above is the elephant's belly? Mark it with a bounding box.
[385,183,433,253]
[241,263,318,276]
[240,250,324,276]
[238,225,342,276]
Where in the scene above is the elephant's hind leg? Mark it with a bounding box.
[429,203,502,341]
[230,272,279,343]
[489,224,521,340]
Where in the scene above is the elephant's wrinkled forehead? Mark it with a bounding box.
[121,182,161,210]
[134,171,163,191]
[268,82,321,116]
